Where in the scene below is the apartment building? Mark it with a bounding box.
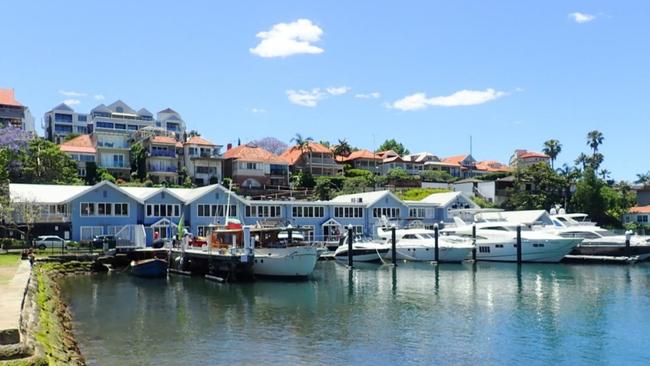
[0,88,35,133]
[509,149,550,169]
[183,135,223,186]
[59,134,96,178]
[43,103,88,143]
[223,143,290,188]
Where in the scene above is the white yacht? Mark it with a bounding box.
[252,228,319,277]
[334,235,390,263]
[442,220,581,263]
[376,227,474,263]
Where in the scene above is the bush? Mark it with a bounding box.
[144,179,154,187]
[420,170,457,183]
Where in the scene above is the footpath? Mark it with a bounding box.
[0,260,31,344]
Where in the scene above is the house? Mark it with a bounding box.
[336,149,382,174]
[183,135,223,186]
[442,154,483,178]
[474,160,510,174]
[0,88,35,133]
[281,142,342,176]
[223,143,290,188]
[59,134,97,178]
[43,103,89,143]
[380,155,423,175]
[156,108,186,140]
[623,206,650,226]
[145,135,182,184]
[509,150,550,169]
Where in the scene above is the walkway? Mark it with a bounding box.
[0,260,31,344]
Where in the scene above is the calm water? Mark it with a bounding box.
[60,262,650,366]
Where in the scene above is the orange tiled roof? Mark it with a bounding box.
[629,206,650,214]
[185,135,216,146]
[280,142,332,165]
[224,143,287,164]
[151,136,178,145]
[0,88,22,107]
[376,150,399,159]
[339,149,382,162]
[59,134,96,154]
[517,150,548,159]
[442,155,467,165]
[475,160,511,173]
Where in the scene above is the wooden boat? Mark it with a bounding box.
[130,258,168,278]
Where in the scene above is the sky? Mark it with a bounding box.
[1,1,649,181]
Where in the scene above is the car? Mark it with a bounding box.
[91,235,117,249]
[33,235,67,250]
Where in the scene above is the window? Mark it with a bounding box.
[81,203,94,216]
[373,207,401,218]
[479,246,491,253]
[114,203,128,216]
[80,203,127,216]
[334,207,363,218]
[116,106,124,113]
[96,121,114,129]
[402,234,417,239]
[128,125,138,131]
[292,206,325,218]
[637,215,648,223]
[409,208,426,218]
[78,115,87,122]
[115,123,126,130]
[97,203,112,216]
[196,225,210,237]
[198,204,238,217]
[245,205,281,217]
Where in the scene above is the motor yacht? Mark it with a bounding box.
[376,227,474,263]
[334,235,390,263]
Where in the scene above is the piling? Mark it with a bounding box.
[434,224,439,262]
[347,225,354,268]
[288,225,293,244]
[625,230,632,257]
[516,225,522,264]
[471,224,477,261]
[391,226,397,266]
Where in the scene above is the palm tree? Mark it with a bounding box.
[587,130,604,155]
[334,138,352,157]
[599,169,611,180]
[290,133,314,174]
[557,163,581,210]
[635,172,650,187]
[575,153,589,170]
[542,139,562,169]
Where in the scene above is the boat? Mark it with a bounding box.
[251,227,318,278]
[334,235,390,263]
[442,220,581,263]
[129,258,168,278]
[376,227,474,263]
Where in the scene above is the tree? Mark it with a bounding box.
[599,169,611,181]
[63,133,81,142]
[313,177,334,200]
[635,172,650,187]
[130,142,147,181]
[293,171,315,189]
[571,167,606,224]
[333,139,352,157]
[587,153,604,171]
[587,130,604,155]
[85,162,99,185]
[188,130,201,137]
[319,140,331,148]
[557,163,581,209]
[377,139,409,156]
[250,137,288,155]
[12,139,82,185]
[97,167,116,183]
[420,170,457,183]
[542,139,562,169]
[503,163,566,211]
[290,133,314,174]
[0,126,31,151]
[575,153,589,170]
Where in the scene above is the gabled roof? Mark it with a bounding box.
[475,160,510,173]
[185,135,216,147]
[223,143,287,164]
[106,100,137,115]
[59,134,96,154]
[10,184,91,204]
[120,187,186,202]
[158,108,178,114]
[66,180,146,203]
[168,184,247,205]
[280,142,333,165]
[0,88,22,107]
[91,104,112,113]
[151,135,178,145]
[403,152,440,163]
[418,191,479,209]
[442,155,467,165]
[629,206,650,214]
[516,150,549,159]
[50,103,74,112]
[376,150,399,159]
[137,108,153,117]
[383,155,407,164]
[330,190,403,206]
[339,149,382,162]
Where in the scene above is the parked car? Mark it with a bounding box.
[33,235,68,250]
[91,235,117,249]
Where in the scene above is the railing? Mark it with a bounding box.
[191,152,221,159]
[97,141,130,149]
[149,166,178,173]
[102,162,130,169]
[150,150,176,158]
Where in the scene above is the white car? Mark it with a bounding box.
[33,235,68,250]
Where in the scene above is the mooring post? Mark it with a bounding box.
[391,225,397,266]
[472,224,477,261]
[347,225,354,268]
[434,223,440,263]
[287,224,293,244]
[625,230,632,257]
[516,225,522,264]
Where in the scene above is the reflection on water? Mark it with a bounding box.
[60,262,650,366]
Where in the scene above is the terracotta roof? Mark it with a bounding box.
[442,155,467,165]
[0,88,22,107]
[383,156,406,163]
[339,149,382,162]
[376,150,399,159]
[185,135,216,146]
[151,136,178,145]
[224,143,287,164]
[59,134,96,154]
[475,160,511,173]
[629,206,650,214]
[280,142,332,165]
[517,150,549,159]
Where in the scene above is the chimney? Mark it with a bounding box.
[227,143,232,151]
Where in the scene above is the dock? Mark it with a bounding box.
[168,248,255,282]
[563,254,640,264]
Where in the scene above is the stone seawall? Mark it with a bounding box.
[1,261,96,366]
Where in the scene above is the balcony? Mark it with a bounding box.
[190,151,221,159]
[36,214,71,223]
[150,150,177,158]
[102,162,130,169]
[149,165,178,173]
[97,141,130,149]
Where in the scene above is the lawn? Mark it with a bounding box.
[396,187,451,201]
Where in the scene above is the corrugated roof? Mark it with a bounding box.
[0,88,22,107]
[223,143,287,164]
[59,135,96,154]
[185,135,216,146]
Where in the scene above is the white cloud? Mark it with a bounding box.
[58,89,86,97]
[355,92,381,99]
[63,99,81,106]
[569,12,596,23]
[250,19,324,58]
[251,108,267,113]
[94,94,105,101]
[286,86,350,107]
[389,88,507,111]
[325,86,350,95]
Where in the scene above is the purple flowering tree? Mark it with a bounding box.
[250,137,288,155]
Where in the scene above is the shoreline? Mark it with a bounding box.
[1,260,96,366]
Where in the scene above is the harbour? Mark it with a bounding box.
[60,261,650,366]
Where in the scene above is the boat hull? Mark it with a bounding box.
[253,247,318,277]
[130,258,168,278]
[473,238,580,263]
[571,244,650,259]
[335,248,389,263]
[383,245,473,263]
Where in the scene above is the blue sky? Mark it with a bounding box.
[2,1,648,180]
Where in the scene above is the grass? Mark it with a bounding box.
[0,253,21,267]
[396,187,451,201]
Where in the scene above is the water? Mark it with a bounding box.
[60,262,650,366]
